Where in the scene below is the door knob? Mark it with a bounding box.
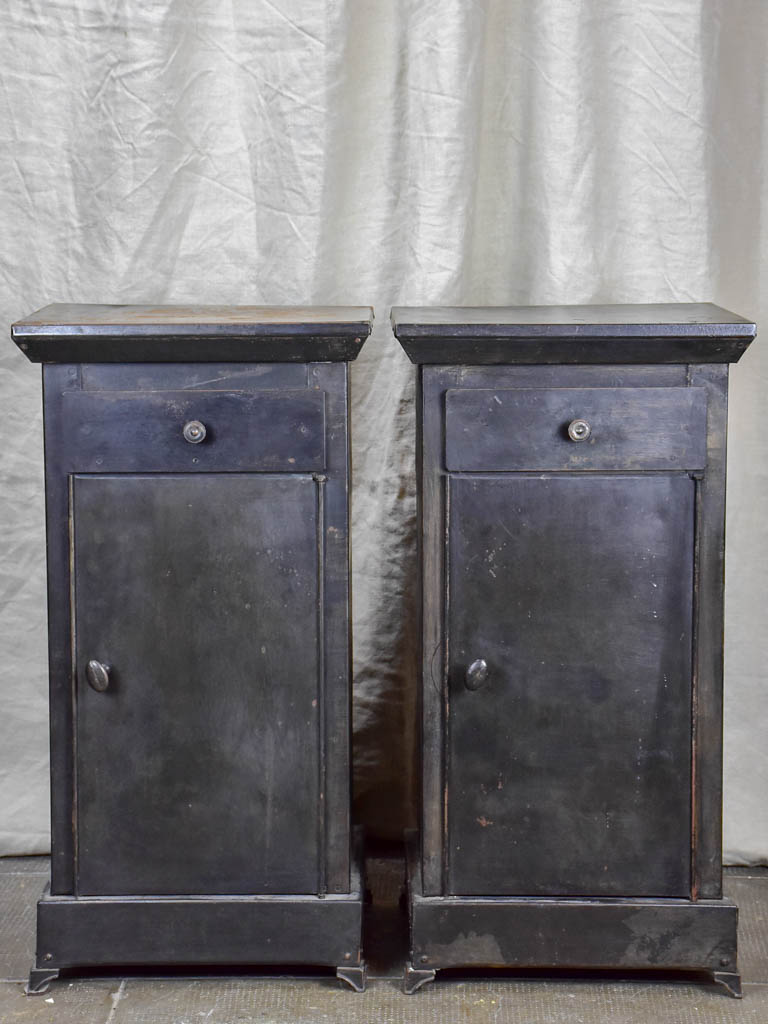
[85,660,111,692]
[567,418,591,442]
[465,658,489,691]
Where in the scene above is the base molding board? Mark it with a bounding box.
[409,893,738,973]
[35,888,363,970]
[406,834,738,988]
[31,842,364,980]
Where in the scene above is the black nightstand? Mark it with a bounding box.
[12,303,372,993]
[392,303,755,996]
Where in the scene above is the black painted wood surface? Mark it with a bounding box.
[445,386,707,472]
[447,473,693,898]
[74,474,321,896]
[397,302,754,992]
[392,303,755,364]
[37,835,364,969]
[13,304,373,362]
[689,364,730,899]
[37,889,364,968]
[405,832,737,974]
[26,345,363,979]
[59,389,326,473]
[80,362,308,391]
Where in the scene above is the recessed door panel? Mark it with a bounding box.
[73,473,320,896]
[447,474,693,897]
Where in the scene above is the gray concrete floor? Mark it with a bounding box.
[1,855,767,1022]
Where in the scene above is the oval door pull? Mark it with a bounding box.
[86,660,111,692]
[567,418,591,442]
[183,420,207,444]
[465,658,489,691]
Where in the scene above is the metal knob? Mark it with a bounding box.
[567,418,591,442]
[86,660,111,693]
[183,420,207,444]
[465,658,489,691]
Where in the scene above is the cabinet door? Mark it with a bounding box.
[447,474,694,898]
[73,473,321,896]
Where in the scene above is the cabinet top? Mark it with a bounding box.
[11,304,374,363]
[391,303,756,365]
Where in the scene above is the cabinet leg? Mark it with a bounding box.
[712,970,742,998]
[404,962,436,994]
[25,967,60,995]
[336,962,366,992]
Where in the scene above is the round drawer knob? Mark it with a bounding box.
[567,418,591,442]
[183,420,207,444]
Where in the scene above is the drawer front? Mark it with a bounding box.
[445,387,707,472]
[59,389,325,473]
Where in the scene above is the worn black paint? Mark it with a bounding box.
[447,474,693,898]
[59,389,326,473]
[74,473,321,896]
[36,845,364,969]
[445,387,707,472]
[406,830,737,973]
[12,303,374,363]
[396,303,755,995]
[392,303,755,365]
[15,304,370,989]
[81,362,308,391]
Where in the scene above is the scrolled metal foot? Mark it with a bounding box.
[336,961,366,992]
[404,962,436,994]
[25,967,59,995]
[712,970,742,998]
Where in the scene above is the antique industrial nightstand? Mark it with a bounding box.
[12,304,372,993]
[392,303,755,996]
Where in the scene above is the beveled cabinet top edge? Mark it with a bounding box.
[12,304,374,363]
[16,303,374,330]
[391,302,755,365]
[391,302,754,333]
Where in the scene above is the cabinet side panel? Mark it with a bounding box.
[420,367,458,895]
[42,365,80,894]
[690,363,728,899]
[311,363,351,893]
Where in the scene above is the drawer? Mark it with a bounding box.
[57,389,325,473]
[445,387,707,472]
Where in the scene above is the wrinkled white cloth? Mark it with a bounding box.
[0,0,765,860]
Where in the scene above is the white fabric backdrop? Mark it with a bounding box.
[0,0,765,860]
